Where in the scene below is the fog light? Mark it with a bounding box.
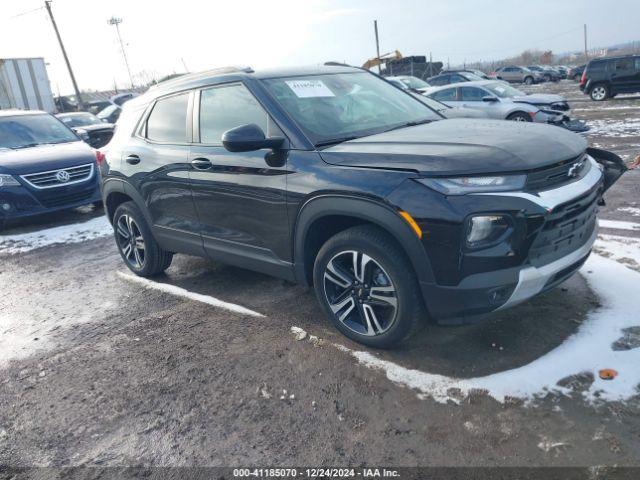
[1,203,11,211]
[466,215,510,247]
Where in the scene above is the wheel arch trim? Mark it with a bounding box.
[102,178,153,226]
[293,194,435,287]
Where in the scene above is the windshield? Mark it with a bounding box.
[484,82,525,98]
[463,72,483,81]
[97,105,119,119]
[399,76,430,89]
[0,114,78,149]
[263,72,440,145]
[59,113,102,127]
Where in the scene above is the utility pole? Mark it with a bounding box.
[44,1,84,110]
[374,20,381,74]
[584,24,589,61]
[108,16,134,88]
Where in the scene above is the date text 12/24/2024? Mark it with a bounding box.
[233,468,400,478]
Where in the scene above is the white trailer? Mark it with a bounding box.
[0,57,56,113]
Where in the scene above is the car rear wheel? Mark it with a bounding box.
[590,84,609,101]
[507,112,532,122]
[524,76,534,85]
[113,201,173,276]
[313,225,425,349]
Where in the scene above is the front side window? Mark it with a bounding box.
[460,87,487,101]
[431,88,457,102]
[146,93,189,143]
[0,114,78,149]
[263,72,439,145]
[199,84,268,144]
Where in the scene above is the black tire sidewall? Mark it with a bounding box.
[313,228,421,348]
[508,112,532,122]
[113,201,165,276]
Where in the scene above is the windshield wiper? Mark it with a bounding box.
[383,118,433,133]
[315,135,361,148]
[11,143,41,149]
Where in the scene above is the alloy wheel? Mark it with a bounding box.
[591,86,606,100]
[115,214,146,269]
[323,250,398,337]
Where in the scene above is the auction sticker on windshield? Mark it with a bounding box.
[285,79,335,98]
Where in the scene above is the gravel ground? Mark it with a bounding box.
[1,80,639,473]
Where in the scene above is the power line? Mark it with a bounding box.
[7,5,44,20]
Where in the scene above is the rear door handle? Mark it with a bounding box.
[125,154,140,165]
[191,158,212,170]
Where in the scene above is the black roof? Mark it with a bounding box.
[147,64,360,96]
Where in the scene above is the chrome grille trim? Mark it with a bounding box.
[20,163,94,189]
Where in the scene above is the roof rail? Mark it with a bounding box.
[149,66,254,90]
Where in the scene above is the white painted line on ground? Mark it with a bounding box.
[292,253,640,405]
[0,216,112,255]
[599,219,640,231]
[116,271,264,317]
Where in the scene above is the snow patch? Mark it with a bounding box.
[617,207,640,217]
[598,219,640,232]
[586,118,640,138]
[116,271,264,317]
[298,254,640,405]
[0,216,112,255]
[594,234,640,268]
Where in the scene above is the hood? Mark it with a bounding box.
[512,93,566,105]
[319,119,586,176]
[0,141,97,175]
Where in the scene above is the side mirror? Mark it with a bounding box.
[482,96,498,102]
[222,124,284,153]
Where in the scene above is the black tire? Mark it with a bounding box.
[313,225,425,349]
[507,111,533,122]
[590,83,609,101]
[113,201,173,276]
[524,76,534,85]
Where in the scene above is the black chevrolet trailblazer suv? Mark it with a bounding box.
[100,65,625,348]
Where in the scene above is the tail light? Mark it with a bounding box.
[95,150,106,166]
[580,70,587,86]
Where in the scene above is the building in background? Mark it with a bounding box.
[0,58,55,113]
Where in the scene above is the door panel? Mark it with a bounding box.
[188,146,291,271]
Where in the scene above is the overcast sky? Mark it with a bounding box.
[1,0,639,95]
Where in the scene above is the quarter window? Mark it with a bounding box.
[146,93,189,143]
[199,84,268,144]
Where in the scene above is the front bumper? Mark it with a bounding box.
[418,156,605,324]
[0,175,101,221]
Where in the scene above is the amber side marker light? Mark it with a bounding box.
[399,210,423,239]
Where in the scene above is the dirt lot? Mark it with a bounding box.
[1,80,640,474]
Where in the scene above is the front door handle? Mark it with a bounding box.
[191,158,212,170]
[125,154,140,165]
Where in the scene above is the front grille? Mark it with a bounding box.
[21,164,94,189]
[36,188,96,208]
[525,156,588,191]
[528,188,599,267]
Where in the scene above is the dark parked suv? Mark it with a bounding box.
[581,55,640,100]
[101,65,625,348]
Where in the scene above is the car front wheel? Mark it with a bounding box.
[524,76,534,85]
[313,225,425,348]
[507,112,532,122]
[113,201,173,276]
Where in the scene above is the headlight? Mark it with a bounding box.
[416,174,526,195]
[0,174,21,187]
[466,215,511,247]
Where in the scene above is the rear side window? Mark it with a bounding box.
[449,74,467,83]
[146,93,189,143]
[429,75,449,86]
[431,88,457,102]
[199,84,268,144]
